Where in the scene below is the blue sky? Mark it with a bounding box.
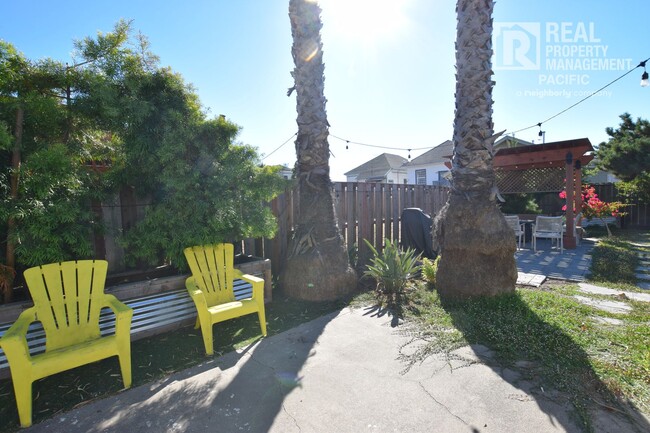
[3,0,649,180]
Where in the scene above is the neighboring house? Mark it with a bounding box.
[582,159,620,184]
[404,137,533,185]
[494,135,534,150]
[404,140,453,185]
[268,164,294,180]
[585,171,619,184]
[277,165,293,180]
[344,153,408,183]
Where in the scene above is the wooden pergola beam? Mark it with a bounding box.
[491,138,595,250]
[494,138,594,170]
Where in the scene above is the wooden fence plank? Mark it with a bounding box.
[392,184,400,242]
[375,183,384,252]
[358,182,372,265]
[346,182,357,249]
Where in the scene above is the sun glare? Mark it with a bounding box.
[320,0,409,43]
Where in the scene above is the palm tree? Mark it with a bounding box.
[432,0,517,298]
[282,0,356,301]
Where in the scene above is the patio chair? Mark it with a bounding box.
[504,215,525,250]
[532,216,564,253]
[184,243,267,356]
[0,260,132,428]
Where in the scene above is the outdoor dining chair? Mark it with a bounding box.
[532,216,564,253]
[504,215,525,250]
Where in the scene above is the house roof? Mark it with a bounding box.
[404,140,453,166]
[404,137,534,168]
[494,136,534,149]
[344,153,408,179]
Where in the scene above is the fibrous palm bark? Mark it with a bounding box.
[432,0,517,298]
[282,0,356,301]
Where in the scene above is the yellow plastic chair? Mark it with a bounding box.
[0,260,132,428]
[184,244,267,355]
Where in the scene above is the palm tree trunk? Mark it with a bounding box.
[432,0,517,298]
[281,0,356,301]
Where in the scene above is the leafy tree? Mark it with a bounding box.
[0,40,108,301]
[1,21,286,303]
[597,113,650,202]
[282,0,357,301]
[72,24,286,270]
[432,0,517,299]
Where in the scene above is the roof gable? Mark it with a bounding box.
[345,153,408,177]
[405,140,453,166]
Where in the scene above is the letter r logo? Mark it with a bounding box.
[493,22,541,70]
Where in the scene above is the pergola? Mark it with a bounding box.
[493,138,595,249]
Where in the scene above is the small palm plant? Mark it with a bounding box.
[421,256,439,288]
[364,239,421,308]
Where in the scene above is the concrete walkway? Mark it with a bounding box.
[25,307,649,433]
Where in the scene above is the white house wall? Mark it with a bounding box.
[386,169,407,184]
[406,162,450,185]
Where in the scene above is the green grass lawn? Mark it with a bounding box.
[394,280,650,432]
[588,228,650,291]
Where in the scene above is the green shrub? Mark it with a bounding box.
[499,193,541,215]
[421,256,439,287]
[363,239,421,306]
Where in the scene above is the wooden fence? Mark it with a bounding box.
[593,183,650,228]
[96,182,449,275]
[241,182,450,275]
[96,181,649,276]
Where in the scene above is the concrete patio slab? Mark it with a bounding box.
[573,295,633,314]
[23,307,649,433]
[516,272,546,287]
[515,239,594,282]
[579,283,650,303]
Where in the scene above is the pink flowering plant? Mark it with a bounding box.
[559,185,626,236]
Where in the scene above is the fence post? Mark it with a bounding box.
[357,182,372,267]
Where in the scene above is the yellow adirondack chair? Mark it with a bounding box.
[0,260,132,428]
[184,244,267,355]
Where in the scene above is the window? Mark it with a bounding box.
[437,170,450,186]
[415,169,427,185]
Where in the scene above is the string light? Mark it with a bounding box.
[261,132,296,161]
[266,56,649,160]
[510,56,650,135]
[329,134,431,152]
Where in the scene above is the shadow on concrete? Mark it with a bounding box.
[24,310,340,433]
[439,292,650,433]
[362,304,402,327]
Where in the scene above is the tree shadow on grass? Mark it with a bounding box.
[435,291,650,433]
